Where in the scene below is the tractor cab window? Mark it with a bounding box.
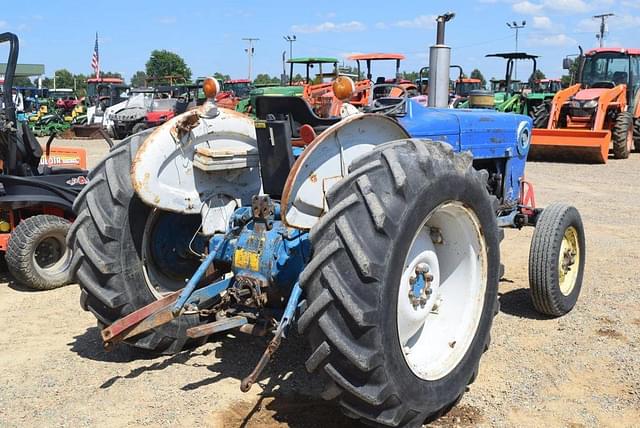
[226,82,252,98]
[630,56,640,102]
[583,53,630,87]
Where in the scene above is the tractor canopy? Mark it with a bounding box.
[348,53,406,82]
[287,57,338,85]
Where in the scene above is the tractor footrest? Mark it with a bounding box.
[186,316,248,338]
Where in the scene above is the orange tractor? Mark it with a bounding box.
[321,53,419,116]
[530,47,640,163]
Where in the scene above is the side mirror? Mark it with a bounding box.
[563,58,574,70]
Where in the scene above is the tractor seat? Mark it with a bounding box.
[613,71,628,86]
[16,121,43,173]
[254,96,340,137]
[373,77,387,98]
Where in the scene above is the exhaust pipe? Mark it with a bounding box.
[428,13,455,108]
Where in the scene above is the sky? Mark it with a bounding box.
[2,0,640,84]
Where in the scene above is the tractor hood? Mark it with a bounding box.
[574,88,606,101]
[399,98,532,160]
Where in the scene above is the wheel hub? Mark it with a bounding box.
[408,262,435,309]
[397,202,487,381]
[558,226,580,296]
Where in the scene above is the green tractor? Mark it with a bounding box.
[485,53,559,119]
[237,57,338,115]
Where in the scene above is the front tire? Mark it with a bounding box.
[529,202,585,317]
[532,102,550,129]
[298,140,501,427]
[612,111,633,159]
[6,215,73,290]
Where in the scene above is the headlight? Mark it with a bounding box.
[583,99,598,109]
[570,101,581,109]
[517,121,531,156]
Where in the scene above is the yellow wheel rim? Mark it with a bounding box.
[558,226,580,296]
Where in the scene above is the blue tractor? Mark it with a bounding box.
[69,14,585,427]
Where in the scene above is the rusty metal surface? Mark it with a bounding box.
[185,316,248,338]
[130,106,262,235]
[131,105,261,219]
[281,114,410,229]
[101,290,182,346]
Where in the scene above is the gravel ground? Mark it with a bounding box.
[0,138,638,427]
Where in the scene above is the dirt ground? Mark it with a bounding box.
[0,138,638,428]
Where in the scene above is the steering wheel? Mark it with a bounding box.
[591,81,615,89]
[367,83,409,115]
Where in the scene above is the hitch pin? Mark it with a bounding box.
[240,282,303,392]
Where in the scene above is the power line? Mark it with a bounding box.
[242,37,259,80]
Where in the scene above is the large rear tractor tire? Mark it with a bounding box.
[532,102,550,129]
[6,215,73,290]
[612,111,633,159]
[67,131,204,354]
[528,202,585,317]
[298,140,501,427]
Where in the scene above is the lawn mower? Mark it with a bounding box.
[69,14,585,426]
[0,32,99,290]
[530,47,640,163]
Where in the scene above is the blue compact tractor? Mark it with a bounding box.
[69,14,585,427]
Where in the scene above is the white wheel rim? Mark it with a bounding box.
[397,201,488,381]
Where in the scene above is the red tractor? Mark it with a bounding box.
[216,79,253,110]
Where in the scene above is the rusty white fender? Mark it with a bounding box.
[131,105,261,235]
[281,114,410,230]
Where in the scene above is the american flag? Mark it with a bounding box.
[91,32,100,78]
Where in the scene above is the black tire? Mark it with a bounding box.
[612,111,633,159]
[529,202,585,317]
[68,131,203,354]
[532,102,550,129]
[131,122,147,135]
[298,140,501,427]
[6,215,73,290]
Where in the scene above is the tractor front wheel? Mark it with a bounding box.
[299,140,501,427]
[6,215,73,290]
[532,102,550,129]
[612,111,633,159]
[528,202,585,317]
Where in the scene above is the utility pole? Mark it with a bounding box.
[283,35,296,60]
[242,38,259,81]
[506,20,526,80]
[593,13,614,48]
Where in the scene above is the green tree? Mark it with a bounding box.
[213,72,231,82]
[73,73,88,96]
[561,60,579,88]
[401,71,420,82]
[52,69,75,89]
[13,76,34,87]
[130,70,148,87]
[101,71,123,79]
[533,69,546,81]
[470,69,486,87]
[145,50,192,83]
[254,74,282,85]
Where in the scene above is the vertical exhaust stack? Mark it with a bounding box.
[428,13,455,108]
